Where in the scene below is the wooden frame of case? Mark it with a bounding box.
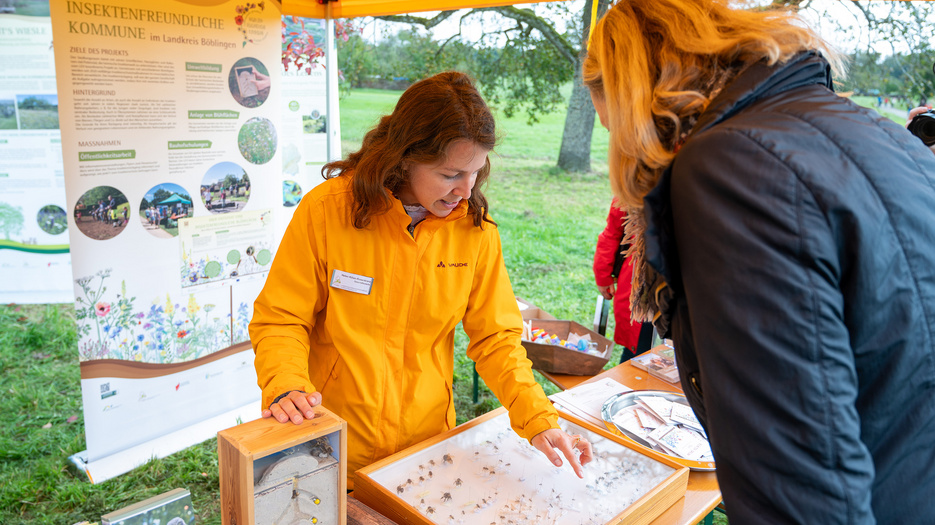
[218,406,348,525]
[354,407,689,525]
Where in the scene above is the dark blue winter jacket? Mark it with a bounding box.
[644,52,935,524]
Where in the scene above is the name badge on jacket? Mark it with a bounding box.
[330,269,373,295]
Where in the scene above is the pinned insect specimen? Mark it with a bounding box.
[454,478,463,487]
[396,485,405,495]
[426,506,436,515]
[443,453,453,464]
[441,492,452,502]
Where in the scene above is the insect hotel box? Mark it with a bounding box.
[522,319,614,376]
[354,407,689,525]
[218,406,347,525]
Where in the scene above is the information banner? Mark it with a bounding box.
[0,4,73,304]
[279,15,340,235]
[50,0,284,482]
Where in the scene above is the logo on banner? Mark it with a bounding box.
[234,3,270,47]
[100,382,117,399]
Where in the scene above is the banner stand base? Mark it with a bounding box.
[67,399,260,484]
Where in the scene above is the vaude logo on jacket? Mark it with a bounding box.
[437,261,467,268]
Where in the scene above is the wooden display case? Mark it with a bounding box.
[218,407,347,525]
[355,407,688,525]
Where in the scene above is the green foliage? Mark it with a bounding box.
[339,28,472,87]
[841,49,935,104]
[77,187,126,208]
[337,32,375,91]
[16,96,55,110]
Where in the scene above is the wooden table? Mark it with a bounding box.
[348,494,396,525]
[540,362,723,525]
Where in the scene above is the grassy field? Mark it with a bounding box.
[0,87,644,525]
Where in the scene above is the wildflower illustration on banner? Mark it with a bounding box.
[73,269,251,363]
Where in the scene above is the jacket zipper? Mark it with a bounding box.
[407,223,415,237]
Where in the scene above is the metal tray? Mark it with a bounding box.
[601,390,716,472]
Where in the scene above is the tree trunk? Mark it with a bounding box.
[557,62,596,172]
[557,0,605,172]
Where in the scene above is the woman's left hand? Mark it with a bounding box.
[530,428,593,478]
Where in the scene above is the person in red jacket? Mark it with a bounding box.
[593,200,642,358]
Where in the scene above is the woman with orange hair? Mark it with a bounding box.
[249,71,591,488]
[585,0,935,522]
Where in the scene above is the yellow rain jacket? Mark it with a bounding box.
[250,176,559,487]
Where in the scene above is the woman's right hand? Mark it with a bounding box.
[263,391,323,424]
[597,283,615,300]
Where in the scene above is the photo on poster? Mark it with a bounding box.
[282,180,302,207]
[0,99,14,129]
[228,57,270,108]
[238,116,278,165]
[302,109,326,134]
[139,183,194,238]
[0,1,50,16]
[73,186,130,240]
[179,209,274,289]
[15,94,58,130]
[200,162,251,214]
[37,204,67,235]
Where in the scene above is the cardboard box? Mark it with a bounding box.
[515,296,557,321]
[354,407,689,525]
[522,319,613,376]
[218,407,347,525]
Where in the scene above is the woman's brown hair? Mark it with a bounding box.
[323,71,497,228]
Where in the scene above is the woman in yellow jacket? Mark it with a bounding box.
[250,71,591,488]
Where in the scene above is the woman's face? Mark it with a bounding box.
[396,139,489,218]
[590,89,609,130]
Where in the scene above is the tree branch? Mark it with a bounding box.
[471,6,578,66]
[375,10,459,30]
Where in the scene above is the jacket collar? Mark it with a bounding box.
[691,51,832,140]
[388,193,469,229]
[643,51,832,293]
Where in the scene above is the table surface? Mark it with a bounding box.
[540,362,722,525]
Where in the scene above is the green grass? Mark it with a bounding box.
[339,88,402,157]
[0,88,726,525]
[18,109,59,130]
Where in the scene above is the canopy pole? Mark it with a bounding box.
[325,1,338,162]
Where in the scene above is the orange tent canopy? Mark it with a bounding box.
[282,0,550,19]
